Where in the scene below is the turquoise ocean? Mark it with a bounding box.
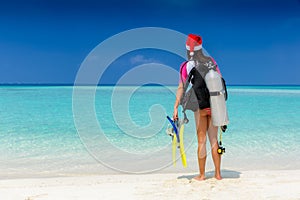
[1,85,300,178]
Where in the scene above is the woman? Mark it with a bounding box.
[173,34,222,180]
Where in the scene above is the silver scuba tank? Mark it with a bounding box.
[204,63,229,126]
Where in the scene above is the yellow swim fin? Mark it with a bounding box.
[172,134,177,166]
[179,124,187,167]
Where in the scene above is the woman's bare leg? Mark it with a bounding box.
[194,109,208,181]
[208,121,222,180]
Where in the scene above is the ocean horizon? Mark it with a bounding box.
[1,84,300,86]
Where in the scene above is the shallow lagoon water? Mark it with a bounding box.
[0,86,299,178]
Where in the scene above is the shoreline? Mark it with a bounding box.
[1,169,299,200]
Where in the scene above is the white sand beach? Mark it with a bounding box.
[0,170,299,200]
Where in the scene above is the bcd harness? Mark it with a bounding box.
[179,60,228,124]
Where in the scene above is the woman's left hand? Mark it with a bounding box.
[173,108,178,121]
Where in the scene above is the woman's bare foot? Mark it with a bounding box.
[193,175,206,181]
[214,174,222,180]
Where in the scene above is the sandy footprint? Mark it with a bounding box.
[25,193,48,200]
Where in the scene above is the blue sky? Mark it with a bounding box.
[0,0,300,85]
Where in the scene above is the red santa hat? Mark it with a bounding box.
[186,34,202,56]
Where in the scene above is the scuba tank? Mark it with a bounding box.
[204,62,229,126]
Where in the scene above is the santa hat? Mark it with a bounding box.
[186,34,202,56]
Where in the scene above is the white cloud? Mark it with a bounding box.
[130,55,159,65]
